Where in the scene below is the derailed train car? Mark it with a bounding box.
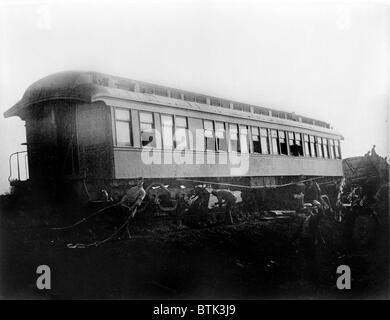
[4,71,343,210]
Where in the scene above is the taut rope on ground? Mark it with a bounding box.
[66,207,137,249]
[49,203,119,230]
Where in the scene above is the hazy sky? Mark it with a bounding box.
[0,0,389,194]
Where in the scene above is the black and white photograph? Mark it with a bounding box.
[0,0,389,303]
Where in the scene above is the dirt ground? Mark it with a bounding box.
[0,198,388,299]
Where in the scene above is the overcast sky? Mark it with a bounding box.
[0,0,389,194]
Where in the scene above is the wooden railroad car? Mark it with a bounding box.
[4,71,343,205]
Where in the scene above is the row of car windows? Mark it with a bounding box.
[95,75,330,129]
[115,108,342,159]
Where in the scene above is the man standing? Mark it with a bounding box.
[299,200,325,281]
[211,189,237,224]
[371,144,377,157]
[304,180,321,203]
[119,177,146,218]
[116,177,146,239]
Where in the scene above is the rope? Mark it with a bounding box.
[49,204,119,230]
[66,207,136,249]
[82,175,91,201]
[177,176,327,190]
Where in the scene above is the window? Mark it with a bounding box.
[279,130,288,155]
[295,133,304,156]
[288,132,299,156]
[272,111,286,119]
[242,105,251,113]
[190,118,204,151]
[304,134,310,156]
[329,139,335,159]
[184,93,195,102]
[316,137,323,158]
[155,87,168,97]
[260,128,269,154]
[233,103,243,111]
[254,107,269,116]
[210,98,221,107]
[229,124,240,152]
[323,138,329,158]
[140,112,155,147]
[175,116,188,150]
[140,85,154,94]
[195,95,207,104]
[271,130,280,154]
[171,90,181,99]
[309,135,317,157]
[221,100,230,109]
[161,114,174,149]
[239,126,249,153]
[216,122,227,151]
[302,117,314,125]
[252,127,261,154]
[287,113,299,122]
[204,120,216,151]
[115,108,132,146]
[335,140,341,159]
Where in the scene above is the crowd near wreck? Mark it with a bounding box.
[3,71,388,245]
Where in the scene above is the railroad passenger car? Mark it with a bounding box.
[4,71,343,203]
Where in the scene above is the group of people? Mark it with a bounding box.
[114,177,239,231]
[117,177,238,226]
[364,144,378,157]
[118,177,333,228]
[298,181,327,243]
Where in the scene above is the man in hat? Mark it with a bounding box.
[211,189,237,224]
[299,199,325,281]
[119,177,146,218]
